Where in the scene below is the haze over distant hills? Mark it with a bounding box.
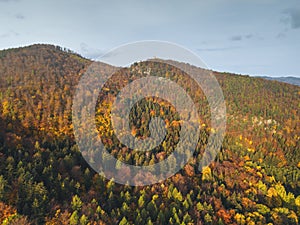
[257,76,300,87]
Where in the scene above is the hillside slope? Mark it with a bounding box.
[0,45,299,224]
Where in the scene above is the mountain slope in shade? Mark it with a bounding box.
[0,44,299,225]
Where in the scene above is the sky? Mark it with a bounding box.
[0,0,300,77]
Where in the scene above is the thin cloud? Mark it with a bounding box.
[0,33,9,38]
[230,34,255,41]
[283,8,300,29]
[277,32,286,39]
[245,34,253,39]
[79,43,105,59]
[230,35,243,41]
[276,27,289,39]
[0,31,19,38]
[15,13,25,20]
[0,0,20,2]
[197,46,241,52]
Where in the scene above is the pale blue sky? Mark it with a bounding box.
[0,0,300,77]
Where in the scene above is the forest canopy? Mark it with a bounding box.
[0,44,299,224]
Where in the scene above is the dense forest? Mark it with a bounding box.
[0,44,299,224]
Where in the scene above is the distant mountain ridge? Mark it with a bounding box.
[258,76,300,86]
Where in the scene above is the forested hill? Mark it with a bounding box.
[0,44,299,224]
